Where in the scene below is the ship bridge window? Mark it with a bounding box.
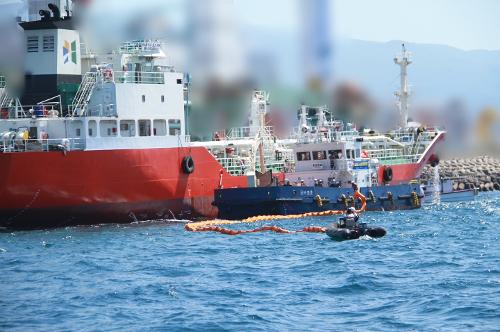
[296,152,311,161]
[161,95,165,103]
[153,119,167,136]
[346,149,354,159]
[27,36,39,53]
[312,151,327,160]
[42,35,54,52]
[120,120,136,137]
[139,120,151,136]
[88,120,97,137]
[142,95,146,103]
[329,150,342,159]
[100,120,118,137]
[168,119,181,136]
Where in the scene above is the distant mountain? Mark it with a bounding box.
[242,27,500,112]
[334,39,500,111]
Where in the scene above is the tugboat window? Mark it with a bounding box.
[329,150,342,159]
[313,151,327,160]
[296,152,311,161]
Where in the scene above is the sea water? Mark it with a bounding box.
[1,193,499,331]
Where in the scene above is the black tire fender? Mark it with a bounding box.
[383,166,393,183]
[182,156,195,174]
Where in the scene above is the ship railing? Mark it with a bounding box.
[216,157,247,175]
[389,127,440,141]
[83,103,117,117]
[331,130,359,142]
[409,130,440,155]
[1,102,62,119]
[367,148,420,164]
[1,138,85,153]
[289,127,358,143]
[113,71,165,84]
[119,40,165,54]
[226,126,274,140]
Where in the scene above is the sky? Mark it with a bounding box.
[234,0,500,51]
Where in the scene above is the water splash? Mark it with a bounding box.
[432,165,441,205]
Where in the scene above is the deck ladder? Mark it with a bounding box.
[71,72,97,116]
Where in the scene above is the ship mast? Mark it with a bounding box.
[394,43,412,128]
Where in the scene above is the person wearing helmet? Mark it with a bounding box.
[345,206,359,222]
[337,206,359,228]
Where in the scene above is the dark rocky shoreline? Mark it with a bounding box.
[420,156,500,191]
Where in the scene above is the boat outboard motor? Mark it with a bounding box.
[48,3,61,19]
[39,10,51,21]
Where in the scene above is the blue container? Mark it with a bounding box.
[34,106,44,117]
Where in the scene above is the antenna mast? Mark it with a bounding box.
[394,43,412,127]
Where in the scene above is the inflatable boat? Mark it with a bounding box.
[326,218,386,241]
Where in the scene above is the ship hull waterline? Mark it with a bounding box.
[0,147,248,230]
[214,183,423,220]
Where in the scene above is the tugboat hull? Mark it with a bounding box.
[214,183,423,220]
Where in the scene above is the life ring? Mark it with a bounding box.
[382,166,393,183]
[353,191,367,213]
[182,156,195,174]
[103,68,113,81]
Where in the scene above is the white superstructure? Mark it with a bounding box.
[0,40,187,153]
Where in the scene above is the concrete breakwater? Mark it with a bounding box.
[420,156,500,191]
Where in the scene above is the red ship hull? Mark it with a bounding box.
[0,147,248,229]
[377,131,445,185]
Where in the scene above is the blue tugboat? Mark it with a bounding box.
[214,182,422,220]
[213,105,424,220]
